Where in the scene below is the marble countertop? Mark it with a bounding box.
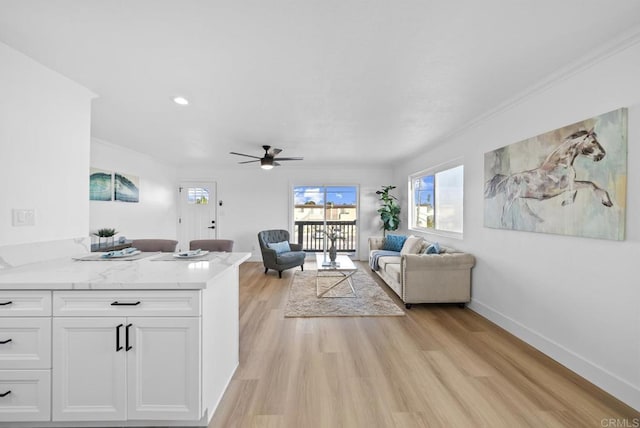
[0,251,251,290]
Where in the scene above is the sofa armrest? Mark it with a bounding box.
[401,252,475,304]
[289,242,303,251]
[402,252,475,270]
[368,237,385,252]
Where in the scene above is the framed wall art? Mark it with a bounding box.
[89,168,113,201]
[484,108,627,240]
[114,172,140,203]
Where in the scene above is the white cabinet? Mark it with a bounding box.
[0,252,246,427]
[51,291,201,422]
[0,291,51,317]
[0,370,51,422]
[127,317,200,420]
[0,291,52,422]
[0,318,51,369]
[52,317,127,421]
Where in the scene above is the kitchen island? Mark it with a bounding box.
[0,251,250,427]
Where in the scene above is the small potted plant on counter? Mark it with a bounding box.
[94,228,118,249]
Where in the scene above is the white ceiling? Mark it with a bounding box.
[1,1,640,168]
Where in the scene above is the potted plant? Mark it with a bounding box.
[376,185,400,236]
[94,228,118,248]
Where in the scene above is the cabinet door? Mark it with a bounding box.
[127,317,201,421]
[52,318,126,421]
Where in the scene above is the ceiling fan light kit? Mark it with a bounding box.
[230,145,303,170]
[260,158,274,170]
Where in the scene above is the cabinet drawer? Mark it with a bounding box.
[0,291,51,317]
[0,370,51,421]
[53,290,201,317]
[0,318,51,369]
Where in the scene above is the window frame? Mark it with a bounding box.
[408,159,464,239]
[290,184,361,257]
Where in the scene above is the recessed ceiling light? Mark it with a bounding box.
[173,96,189,106]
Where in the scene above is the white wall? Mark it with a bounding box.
[0,42,94,246]
[90,138,178,241]
[177,165,393,260]
[393,37,640,410]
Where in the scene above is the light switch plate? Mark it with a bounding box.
[12,209,35,226]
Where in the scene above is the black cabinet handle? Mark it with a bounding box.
[0,391,11,397]
[115,324,123,352]
[125,323,132,351]
[0,339,11,344]
[110,301,141,306]
[0,301,12,306]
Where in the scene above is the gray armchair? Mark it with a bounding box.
[257,229,305,278]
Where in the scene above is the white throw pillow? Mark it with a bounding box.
[400,235,424,255]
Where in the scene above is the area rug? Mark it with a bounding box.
[284,269,405,317]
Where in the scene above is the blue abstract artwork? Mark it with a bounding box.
[89,168,113,201]
[114,172,139,203]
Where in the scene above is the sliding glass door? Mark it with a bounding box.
[292,185,358,255]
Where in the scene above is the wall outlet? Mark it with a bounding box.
[12,209,36,226]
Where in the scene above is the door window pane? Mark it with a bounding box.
[187,188,209,205]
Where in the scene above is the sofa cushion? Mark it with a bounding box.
[276,251,305,264]
[385,263,402,284]
[382,234,407,252]
[369,250,399,271]
[378,255,400,271]
[401,236,424,255]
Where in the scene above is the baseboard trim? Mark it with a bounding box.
[468,299,640,411]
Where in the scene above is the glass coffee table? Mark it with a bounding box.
[315,254,358,298]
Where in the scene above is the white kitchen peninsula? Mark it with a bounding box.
[0,251,250,427]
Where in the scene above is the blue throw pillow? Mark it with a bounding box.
[382,235,407,252]
[425,242,441,254]
[268,241,291,254]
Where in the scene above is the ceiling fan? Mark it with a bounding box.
[229,145,304,170]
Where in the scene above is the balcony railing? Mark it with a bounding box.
[294,220,357,253]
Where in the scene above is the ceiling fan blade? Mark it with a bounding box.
[229,152,261,159]
[274,157,304,161]
[238,159,260,164]
[269,148,282,156]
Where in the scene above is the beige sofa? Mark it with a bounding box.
[368,236,475,308]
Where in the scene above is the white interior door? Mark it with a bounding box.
[178,182,217,252]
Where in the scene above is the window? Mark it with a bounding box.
[186,187,209,204]
[409,163,464,236]
[292,185,359,253]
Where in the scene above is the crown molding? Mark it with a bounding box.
[394,24,640,168]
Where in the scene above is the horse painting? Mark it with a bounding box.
[485,130,613,228]
[484,109,626,240]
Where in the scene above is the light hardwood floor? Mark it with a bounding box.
[210,261,639,427]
